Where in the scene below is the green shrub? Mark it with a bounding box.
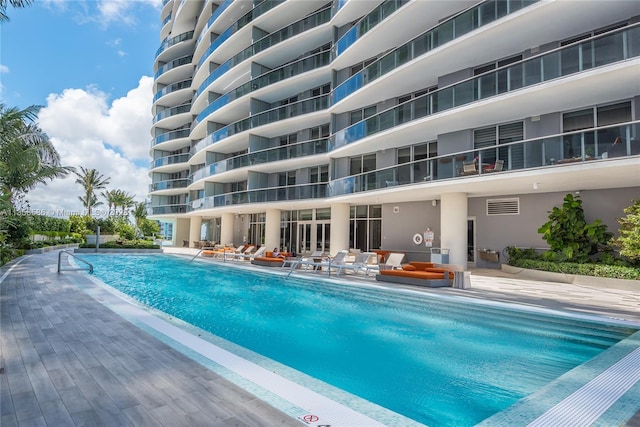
[79,240,160,249]
[508,258,640,280]
[611,198,640,265]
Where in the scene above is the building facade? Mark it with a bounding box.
[149,0,640,267]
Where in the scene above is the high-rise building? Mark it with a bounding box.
[150,0,640,267]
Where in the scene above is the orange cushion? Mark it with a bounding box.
[409,262,435,270]
[266,251,273,257]
[402,264,417,271]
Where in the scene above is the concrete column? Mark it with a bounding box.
[264,209,281,250]
[440,192,468,268]
[330,203,350,255]
[188,216,202,247]
[220,213,235,246]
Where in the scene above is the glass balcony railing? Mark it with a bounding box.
[153,79,193,103]
[161,13,171,27]
[191,138,331,182]
[154,103,192,124]
[196,0,233,46]
[194,49,331,125]
[193,94,330,154]
[150,204,189,215]
[193,183,328,210]
[329,121,640,197]
[335,0,410,57]
[196,5,331,88]
[162,0,171,7]
[149,179,191,192]
[334,0,539,104]
[153,128,191,146]
[334,24,640,149]
[155,55,193,80]
[150,154,191,169]
[155,30,194,59]
[197,0,285,70]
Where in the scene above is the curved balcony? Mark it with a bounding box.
[329,121,640,197]
[196,0,233,47]
[149,178,191,193]
[152,128,191,147]
[333,24,640,149]
[335,0,410,57]
[194,49,331,126]
[196,0,285,71]
[150,204,189,215]
[153,103,192,125]
[150,154,191,170]
[334,0,539,104]
[154,54,193,81]
[191,138,331,182]
[155,30,194,60]
[193,94,330,154]
[195,5,332,91]
[193,183,328,210]
[153,79,192,103]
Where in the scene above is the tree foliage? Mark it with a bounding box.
[0,0,34,22]
[612,198,640,263]
[537,193,612,263]
[73,166,110,215]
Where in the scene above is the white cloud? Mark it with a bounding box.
[0,64,9,73]
[29,76,154,216]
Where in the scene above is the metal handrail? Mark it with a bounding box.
[57,250,94,274]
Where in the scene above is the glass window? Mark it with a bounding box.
[316,208,331,220]
[563,109,594,131]
[597,102,631,126]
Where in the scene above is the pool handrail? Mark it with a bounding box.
[57,250,94,274]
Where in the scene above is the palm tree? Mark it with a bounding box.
[73,166,110,216]
[132,201,147,229]
[0,0,34,22]
[0,103,72,207]
[101,189,117,216]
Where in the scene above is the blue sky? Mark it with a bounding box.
[1,0,163,216]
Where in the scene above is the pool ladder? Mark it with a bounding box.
[57,250,94,274]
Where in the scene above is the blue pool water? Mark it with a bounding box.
[84,254,635,426]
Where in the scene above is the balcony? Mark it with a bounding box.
[153,128,190,147]
[329,121,640,197]
[335,0,410,57]
[194,49,331,125]
[334,0,539,104]
[154,55,193,80]
[193,94,330,154]
[155,30,194,59]
[192,183,328,210]
[191,138,331,182]
[150,204,189,215]
[153,103,192,125]
[333,24,640,149]
[153,79,193,103]
[150,154,191,170]
[196,0,233,46]
[149,179,191,192]
[195,5,331,89]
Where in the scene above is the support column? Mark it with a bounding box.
[188,216,202,248]
[330,203,350,255]
[440,192,468,268]
[264,209,281,251]
[220,213,235,246]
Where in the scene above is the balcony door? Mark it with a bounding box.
[298,221,330,254]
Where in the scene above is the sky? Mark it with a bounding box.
[1,0,163,217]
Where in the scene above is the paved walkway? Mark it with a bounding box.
[1,249,639,426]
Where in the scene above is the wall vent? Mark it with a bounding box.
[486,198,520,216]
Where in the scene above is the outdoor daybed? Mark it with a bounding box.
[251,251,293,267]
[375,261,455,287]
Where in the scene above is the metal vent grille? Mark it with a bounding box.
[486,198,519,216]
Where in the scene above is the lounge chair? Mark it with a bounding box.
[334,252,377,276]
[293,250,348,274]
[231,245,256,261]
[247,246,267,261]
[282,250,323,270]
[483,159,504,173]
[363,252,405,275]
[460,161,478,176]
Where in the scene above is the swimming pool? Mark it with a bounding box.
[82,254,636,426]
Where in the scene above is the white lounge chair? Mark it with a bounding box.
[334,252,377,276]
[282,250,324,270]
[231,245,256,261]
[293,250,348,274]
[363,252,405,275]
